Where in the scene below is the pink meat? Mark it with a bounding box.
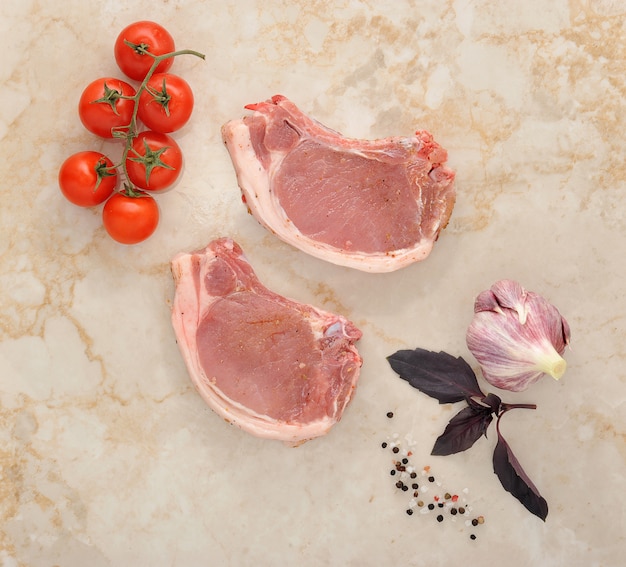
[171,238,363,444]
[221,95,456,272]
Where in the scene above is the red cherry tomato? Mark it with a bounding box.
[114,21,175,81]
[125,131,183,191]
[58,151,118,207]
[102,191,159,244]
[78,77,136,138]
[137,73,194,133]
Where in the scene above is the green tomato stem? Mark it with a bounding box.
[109,47,205,195]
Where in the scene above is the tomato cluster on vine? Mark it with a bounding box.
[58,21,204,244]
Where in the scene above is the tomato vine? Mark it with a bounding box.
[111,45,205,193]
[59,21,205,244]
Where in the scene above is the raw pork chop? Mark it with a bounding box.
[170,237,363,444]
[221,95,456,272]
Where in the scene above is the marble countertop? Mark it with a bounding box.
[1,1,625,565]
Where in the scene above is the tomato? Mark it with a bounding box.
[125,131,183,191]
[114,21,175,81]
[137,73,194,133]
[102,191,159,244]
[58,151,118,207]
[78,77,136,138]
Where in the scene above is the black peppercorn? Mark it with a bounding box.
[386,412,394,418]
[437,515,444,522]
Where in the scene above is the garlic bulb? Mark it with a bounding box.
[466,280,571,392]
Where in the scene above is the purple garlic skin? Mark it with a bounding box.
[466,280,571,392]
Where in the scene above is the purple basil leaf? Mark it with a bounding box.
[387,348,484,404]
[493,425,549,521]
[431,406,493,456]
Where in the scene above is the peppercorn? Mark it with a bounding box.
[379,430,484,534]
[386,412,394,418]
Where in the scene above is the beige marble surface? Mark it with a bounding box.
[1,0,625,565]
